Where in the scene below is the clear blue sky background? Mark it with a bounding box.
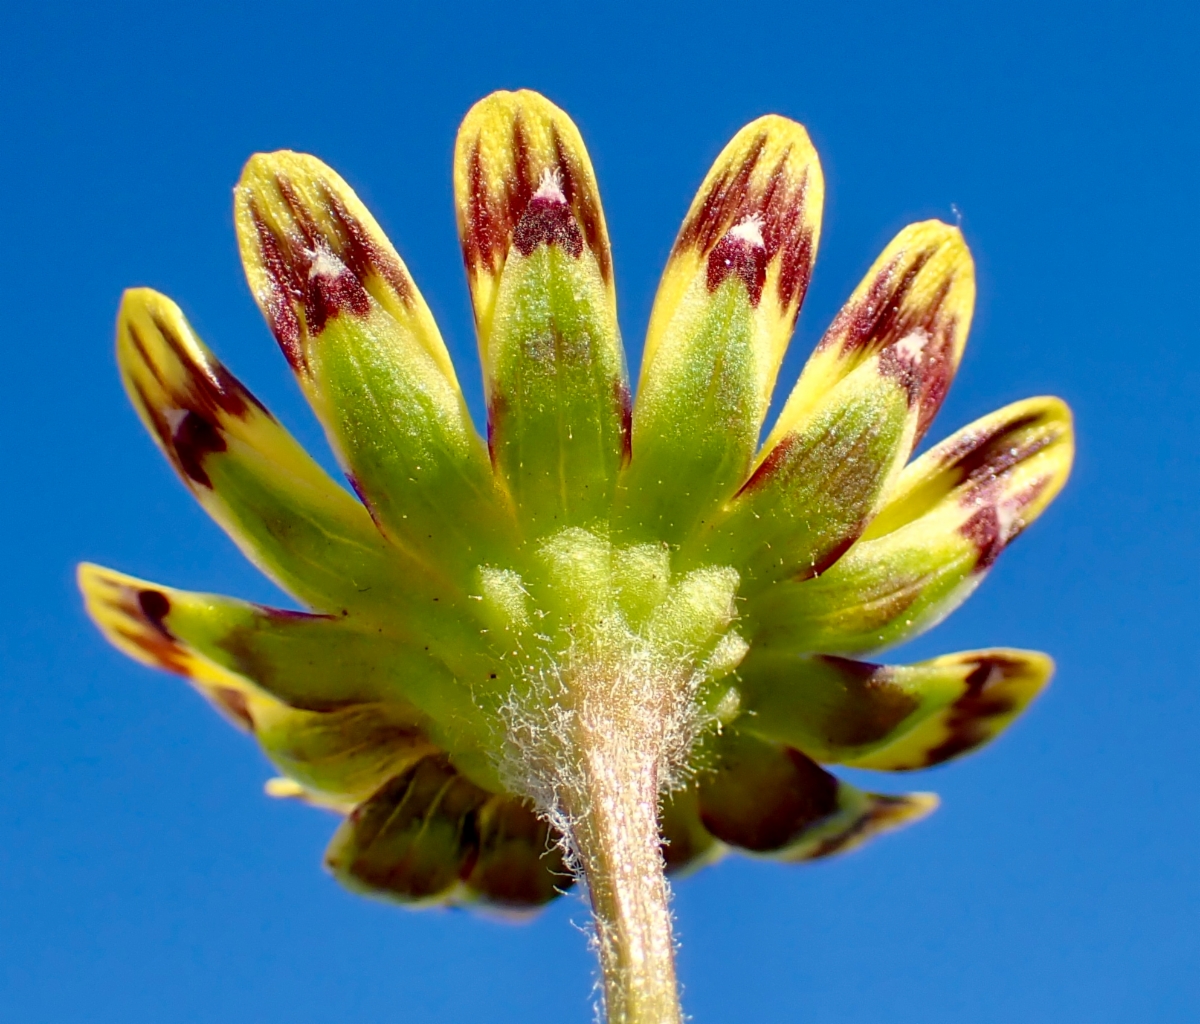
[2,1,1196,1021]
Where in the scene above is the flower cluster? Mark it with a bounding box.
[81,89,1071,1022]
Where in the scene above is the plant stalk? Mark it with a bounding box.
[566,701,683,1024]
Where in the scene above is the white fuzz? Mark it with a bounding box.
[491,528,742,833]
[894,326,931,361]
[307,244,348,280]
[534,167,567,203]
[727,213,766,248]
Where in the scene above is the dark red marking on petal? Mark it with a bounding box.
[698,738,839,852]
[756,158,814,314]
[944,414,1058,488]
[144,313,255,419]
[485,392,507,466]
[821,247,964,440]
[211,686,255,730]
[250,179,375,356]
[251,206,306,367]
[172,410,226,488]
[113,624,191,676]
[510,117,536,219]
[615,378,633,465]
[274,176,320,248]
[254,606,337,624]
[875,317,956,443]
[344,471,385,531]
[920,655,1027,766]
[127,318,262,423]
[823,250,933,356]
[552,125,610,282]
[959,504,1004,570]
[912,319,957,442]
[772,174,816,316]
[126,376,173,455]
[678,141,815,316]
[737,432,795,495]
[463,139,506,277]
[877,327,932,405]
[778,226,814,320]
[706,230,768,304]
[461,120,609,284]
[302,248,371,335]
[512,193,584,257]
[320,182,413,305]
[124,317,282,491]
[106,583,191,676]
[812,656,922,747]
[959,470,1054,573]
[805,794,915,859]
[137,589,173,637]
[1008,474,1053,520]
[795,529,861,581]
[676,134,768,257]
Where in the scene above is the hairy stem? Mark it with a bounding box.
[565,697,683,1024]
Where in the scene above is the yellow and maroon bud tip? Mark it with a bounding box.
[703,222,975,585]
[453,90,628,531]
[845,650,1053,771]
[642,114,824,382]
[866,395,1074,569]
[767,220,975,457]
[235,152,446,376]
[78,562,273,732]
[454,89,613,349]
[732,645,1052,771]
[117,288,267,491]
[115,288,427,617]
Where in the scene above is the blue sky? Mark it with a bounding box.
[2,1,1196,1021]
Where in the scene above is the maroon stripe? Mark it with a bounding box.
[676,133,767,257]
[959,505,1005,570]
[736,432,794,495]
[921,655,1026,766]
[813,656,922,746]
[251,206,305,367]
[944,414,1057,485]
[126,318,270,489]
[113,624,191,677]
[706,231,767,304]
[463,139,505,276]
[143,312,257,419]
[172,410,226,488]
[137,589,173,637]
[320,183,413,304]
[615,378,633,465]
[462,118,609,283]
[553,124,610,282]
[806,794,914,859]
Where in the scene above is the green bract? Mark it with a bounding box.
[82,89,1073,1024]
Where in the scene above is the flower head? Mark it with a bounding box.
[82,90,1072,1021]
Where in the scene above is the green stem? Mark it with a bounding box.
[567,703,683,1024]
